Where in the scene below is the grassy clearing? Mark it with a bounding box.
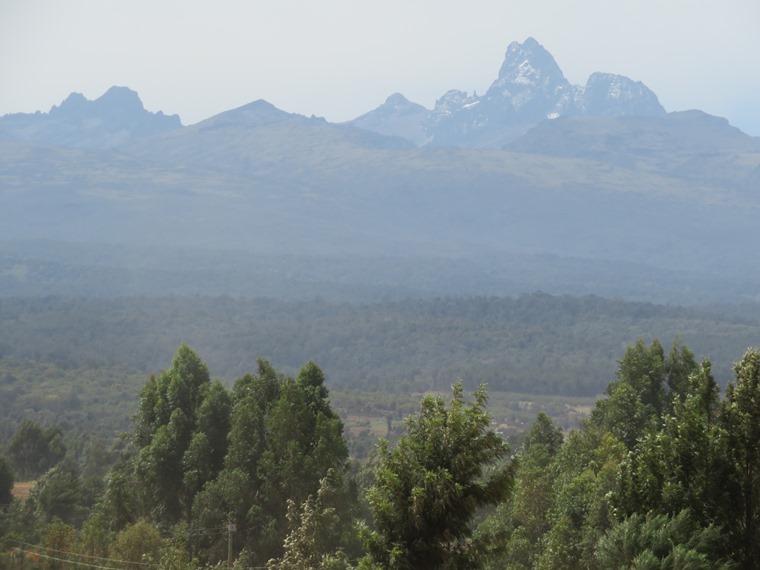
[12,481,34,499]
[345,415,389,437]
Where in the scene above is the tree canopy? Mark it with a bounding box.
[4,339,760,570]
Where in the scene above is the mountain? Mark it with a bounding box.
[348,93,431,146]
[2,97,758,284]
[0,86,182,149]
[1,39,759,304]
[349,37,666,148]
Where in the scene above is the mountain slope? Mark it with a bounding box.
[506,110,760,188]
[2,111,758,281]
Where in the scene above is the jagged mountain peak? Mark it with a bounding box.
[50,86,146,118]
[434,89,477,115]
[94,85,145,111]
[497,37,568,89]
[360,38,669,148]
[578,72,665,116]
[52,92,88,113]
[0,86,181,149]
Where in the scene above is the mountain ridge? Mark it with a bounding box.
[0,86,181,149]
[0,37,724,152]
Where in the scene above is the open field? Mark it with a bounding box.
[11,481,34,499]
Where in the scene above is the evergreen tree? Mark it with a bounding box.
[267,469,354,570]
[720,347,760,569]
[132,345,231,525]
[0,453,13,508]
[191,359,349,566]
[8,421,66,479]
[613,359,728,526]
[110,518,166,565]
[362,382,513,569]
[595,510,731,570]
[477,413,563,569]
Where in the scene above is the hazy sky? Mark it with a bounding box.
[2,0,759,134]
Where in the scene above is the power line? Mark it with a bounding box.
[10,547,140,570]
[9,541,148,568]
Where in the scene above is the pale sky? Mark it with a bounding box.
[1,0,759,134]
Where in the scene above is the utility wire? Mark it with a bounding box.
[9,541,147,568]
[10,547,140,570]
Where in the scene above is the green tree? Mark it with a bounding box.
[195,380,232,475]
[29,462,85,525]
[618,338,667,414]
[613,360,727,525]
[523,412,563,456]
[133,345,222,525]
[589,339,697,450]
[267,469,353,570]
[191,359,349,566]
[362,382,513,569]
[253,362,348,562]
[190,468,256,563]
[594,510,731,569]
[720,347,760,569]
[0,452,14,507]
[110,518,166,565]
[99,451,141,530]
[41,518,76,570]
[476,412,564,569]
[535,431,625,570]
[590,381,655,450]
[665,339,698,406]
[8,421,66,479]
[77,508,113,560]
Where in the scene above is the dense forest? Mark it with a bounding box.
[2,338,760,568]
[2,293,760,398]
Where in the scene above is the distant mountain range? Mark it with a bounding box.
[0,38,669,150]
[1,38,759,304]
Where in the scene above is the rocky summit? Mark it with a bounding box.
[350,37,665,148]
[0,86,182,149]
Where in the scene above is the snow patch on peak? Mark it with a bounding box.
[498,38,566,87]
[513,60,539,85]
